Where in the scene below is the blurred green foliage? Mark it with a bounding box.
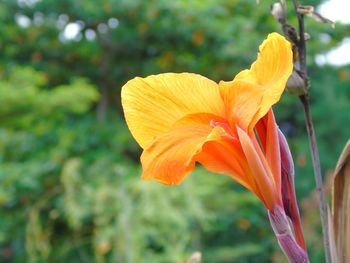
[0,0,349,262]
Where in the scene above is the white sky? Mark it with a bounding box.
[318,0,350,24]
[317,0,350,66]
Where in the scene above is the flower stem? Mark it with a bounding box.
[300,94,331,263]
[290,0,332,261]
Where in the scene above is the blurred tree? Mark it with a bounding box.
[1,0,347,118]
[0,0,349,262]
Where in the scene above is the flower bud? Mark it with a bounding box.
[279,130,307,250]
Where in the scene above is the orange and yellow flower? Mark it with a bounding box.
[121,32,292,211]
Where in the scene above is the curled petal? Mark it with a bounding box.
[141,125,208,185]
[246,33,293,128]
[220,33,293,131]
[141,113,222,185]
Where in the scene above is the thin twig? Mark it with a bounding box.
[292,0,307,74]
[291,0,332,262]
[300,95,331,263]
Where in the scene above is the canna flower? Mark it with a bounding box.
[121,32,309,262]
[122,33,291,210]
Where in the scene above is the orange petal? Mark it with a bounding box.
[121,73,225,148]
[263,110,281,196]
[219,79,263,130]
[255,110,281,197]
[219,33,293,131]
[196,134,262,198]
[255,114,267,150]
[237,126,277,210]
[140,113,221,185]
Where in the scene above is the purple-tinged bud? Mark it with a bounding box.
[279,130,295,216]
[268,206,309,263]
[279,130,295,179]
[279,130,307,250]
[277,233,309,263]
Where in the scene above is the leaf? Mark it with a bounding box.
[327,206,339,263]
[332,139,350,263]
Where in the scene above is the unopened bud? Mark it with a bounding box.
[279,130,307,250]
[286,70,308,96]
[279,130,294,179]
[303,32,311,41]
[271,2,285,23]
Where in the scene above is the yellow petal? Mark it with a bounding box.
[121,73,225,148]
[249,33,293,126]
[219,80,263,130]
[219,32,293,130]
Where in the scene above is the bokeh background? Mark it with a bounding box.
[1,0,349,262]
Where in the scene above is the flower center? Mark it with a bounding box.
[210,120,237,139]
